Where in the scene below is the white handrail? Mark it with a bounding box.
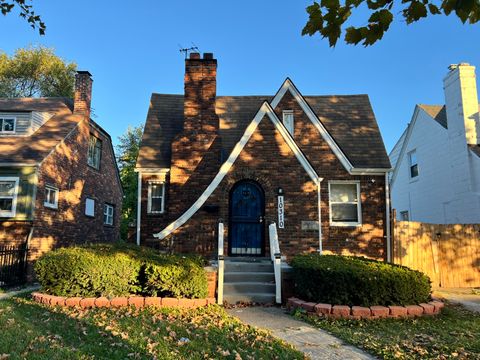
[269,222,282,304]
[217,222,225,305]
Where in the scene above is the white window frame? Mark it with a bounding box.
[147,181,165,214]
[44,185,59,209]
[328,180,362,227]
[104,203,114,225]
[85,198,95,217]
[0,177,19,218]
[282,110,294,136]
[408,149,418,179]
[0,117,16,134]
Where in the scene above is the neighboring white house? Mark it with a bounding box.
[389,63,480,224]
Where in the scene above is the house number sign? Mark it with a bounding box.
[277,195,285,229]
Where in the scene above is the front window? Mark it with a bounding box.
[409,150,418,178]
[0,177,19,217]
[44,185,58,209]
[87,135,102,169]
[148,181,165,214]
[0,118,16,133]
[400,211,409,221]
[329,182,361,226]
[104,203,114,225]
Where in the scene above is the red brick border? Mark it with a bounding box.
[287,297,444,320]
[31,292,216,309]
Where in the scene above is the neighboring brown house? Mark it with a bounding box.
[135,53,392,263]
[0,71,123,270]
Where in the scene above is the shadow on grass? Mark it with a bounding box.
[0,295,148,359]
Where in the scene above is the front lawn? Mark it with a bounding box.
[0,295,304,359]
[295,304,480,359]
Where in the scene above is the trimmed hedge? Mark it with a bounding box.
[35,243,208,299]
[291,254,431,307]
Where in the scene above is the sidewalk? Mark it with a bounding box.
[227,306,373,360]
[433,288,480,313]
[0,285,39,301]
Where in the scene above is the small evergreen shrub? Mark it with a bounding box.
[291,254,431,306]
[35,243,208,298]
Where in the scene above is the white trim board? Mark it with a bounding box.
[153,101,321,240]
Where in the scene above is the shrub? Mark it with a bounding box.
[35,243,208,298]
[291,254,431,306]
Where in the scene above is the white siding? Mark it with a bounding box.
[0,111,53,135]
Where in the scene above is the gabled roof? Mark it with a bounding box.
[0,98,83,165]
[417,104,447,129]
[136,85,391,170]
[469,144,480,157]
[154,101,321,240]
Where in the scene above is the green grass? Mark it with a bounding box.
[294,304,480,359]
[0,295,304,360]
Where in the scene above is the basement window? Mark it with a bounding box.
[282,110,294,136]
[148,181,165,214]
[0,118,16,133]
[329,181,362,226]
[0,177,19,217]
[44,185,59,209]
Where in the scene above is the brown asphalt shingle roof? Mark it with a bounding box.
[0,97,84,165]
[137,93,391,169]
[418,104,448,129]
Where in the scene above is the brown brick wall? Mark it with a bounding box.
[29,119,123,263]
[0,221,32,246]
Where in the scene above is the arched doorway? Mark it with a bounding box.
[229,180,265,256]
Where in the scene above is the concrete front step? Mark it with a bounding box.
[224,271,275,283]
[224,281,275,294]
[223,293,276,304]
[224,262,274,273]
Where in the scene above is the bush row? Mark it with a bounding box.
[291,254,431,307]
[34,243,208,299]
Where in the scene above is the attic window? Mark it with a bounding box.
[87,135,102,170]
[408,150,418,178]
[282,110,294,136]
[0,118,16,133]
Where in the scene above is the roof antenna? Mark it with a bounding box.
[178,43,200,59]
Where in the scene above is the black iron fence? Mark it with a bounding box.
[0,243,28,287]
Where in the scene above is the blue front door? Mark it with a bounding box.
[229,181,265,256]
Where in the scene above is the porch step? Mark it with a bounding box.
[222,259,276,304]
[223,293,276,304]
[224,271,274,283]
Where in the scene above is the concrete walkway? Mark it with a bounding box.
[0,285,39,301]
[227,306,374,360]
[433,288,480,313]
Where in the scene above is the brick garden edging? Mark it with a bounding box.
[287,297,444,319]
[31,292,216,309]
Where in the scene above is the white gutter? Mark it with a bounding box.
[136,170,142,246]
[0,163,38,167]
[385,172,391,262]
[317,179,323,254]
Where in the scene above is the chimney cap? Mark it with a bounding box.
[189,52,201,59]
[203,53,214,60]
[76,70,93,77]
[448,63,471,71]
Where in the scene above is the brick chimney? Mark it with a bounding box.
[74,71,93,118]
[443,63,480,145]
[170,53,221,188]
[183,52,218,132]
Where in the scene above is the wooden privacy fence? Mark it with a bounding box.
[393,221,480,288]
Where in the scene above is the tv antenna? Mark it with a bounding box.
[178,43,200,59]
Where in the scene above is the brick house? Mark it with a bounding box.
[135,53,392,263]
[0,71,123,270]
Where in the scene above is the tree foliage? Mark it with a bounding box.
[302,0,480,47]
[0,46,76,98]
[1,0,45,34]
[116,124,144,240]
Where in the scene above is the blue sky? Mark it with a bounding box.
[1,1,479,152]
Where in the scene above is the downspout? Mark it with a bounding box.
[385,172,391,262]
[136,171,142,246]
[317,178,323,254]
